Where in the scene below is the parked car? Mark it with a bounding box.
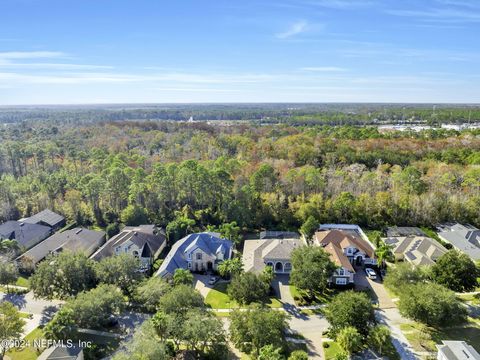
[365,268,377,280]
[208,276,218,285]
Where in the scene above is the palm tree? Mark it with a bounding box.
[375,243,394,269]
[217,258,243,279]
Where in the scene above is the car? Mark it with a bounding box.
[208,276,218,285]
[365,268,377,280]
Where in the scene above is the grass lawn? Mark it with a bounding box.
[6,327,45,360]
[19,312,31,319]
[289,284,336,306]
[16,275,30,288]
[400,321,480,353]
[205,282,282,309]
[323,341,342,360]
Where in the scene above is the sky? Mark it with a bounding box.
[0,0,479,104]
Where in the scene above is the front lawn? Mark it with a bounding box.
[16,275,30,288]
[205,282,282,309]
[290,285,337,306]
[400,321,480,353]
[323,340,342,360]
[6,327,45,360]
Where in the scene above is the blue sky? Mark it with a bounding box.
[0,0,479,104]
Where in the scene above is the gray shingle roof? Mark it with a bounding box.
[436,341,480,360]
[0,220,52,249]
[17,227,105,264]
[156,232,233,277]
[23,209,65,228]
[438,223,480,260]
[90,225,165,260]
[243,238,303,273]
[38,345,83,360]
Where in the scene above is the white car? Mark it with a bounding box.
[208,276,218,285]
[365,268,377,280]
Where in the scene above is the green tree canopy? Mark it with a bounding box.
[0,302,26,359]
[228,271,270,305]
[325,291,376,336]
[94,253,144,295]
[337,326,363,355]
[431,250,479,292]
[31,252,96,299]
[397,283,467,327]
[290,246,337,296]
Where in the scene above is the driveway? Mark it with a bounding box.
[193,274,214,298]
[271,274,295,304]
[0,290,63,336]
[355,268,395,309]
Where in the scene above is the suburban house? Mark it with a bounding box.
[243,232,304,274]
[91,225,166,269]
[38,345,84,360]
[17,228,106,265]
[23,209,66,230]
[156,232,233,278]
[0,220,52,250]
[436,340,480,360]
[437,223,480,261]
[313,227,376,286]
[383,235,447,266]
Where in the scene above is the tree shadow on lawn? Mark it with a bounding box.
[40,305,60,326]
[2,292,27,310]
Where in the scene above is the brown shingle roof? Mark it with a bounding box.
[314,229,375,258]
[323,243,354,272]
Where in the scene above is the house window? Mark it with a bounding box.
[115,246,121,254]
[338,268,345,276]
[196,253,202,260]
[336,278,347,285]
[284,263,292,272]
[347,248,353,254]
[188,253,191,260]
[188,262,192,269]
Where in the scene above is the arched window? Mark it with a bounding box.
[284,263,292,272]
[132,250,139,258]
[275,262,283,273]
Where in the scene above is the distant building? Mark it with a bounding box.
[156,232,233,278]
[0,220,52,250]
[91,225,166,270]
[243,233,304,274]
[383,235,447,266]
[437,223,480,261]
[436,340,480,360]
[17,228,105,265]
[314,227,376,286]
[23,209,66,230]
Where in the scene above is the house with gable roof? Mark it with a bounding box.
[313,227,377,286]
[156,232,233,278]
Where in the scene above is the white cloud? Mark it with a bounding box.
[300,66,347,72]
[0,51,65,60]
[276,20,309,39]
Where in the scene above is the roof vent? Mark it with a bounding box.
[19,222,24,227]
[134,231,138,236]
[75,229,83,234]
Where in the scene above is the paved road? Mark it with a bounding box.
[0,290,63,336]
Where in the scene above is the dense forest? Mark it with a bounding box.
[1,103,480,125]
[1,109,480,240]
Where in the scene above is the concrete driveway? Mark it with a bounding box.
[271,274,295,304]
[0,290,63,335]
[193,274,214,298]
[354,268,395,309]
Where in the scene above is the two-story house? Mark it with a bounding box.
[313,229,376,286]
[156,232,233,279]
[91,225,166,270]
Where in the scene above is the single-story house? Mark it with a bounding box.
[38,345,84,360]
[383,235,447,266]
[156,232,233,279]
[386,226,426,237]
[313,228,377,286]
[243,234,304,274]
[23,209,66,230]
[436,340,480,360]
[437,223,480,261]
[17,228,106,265]
[90,225,166,269]
[0,220,52,250]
